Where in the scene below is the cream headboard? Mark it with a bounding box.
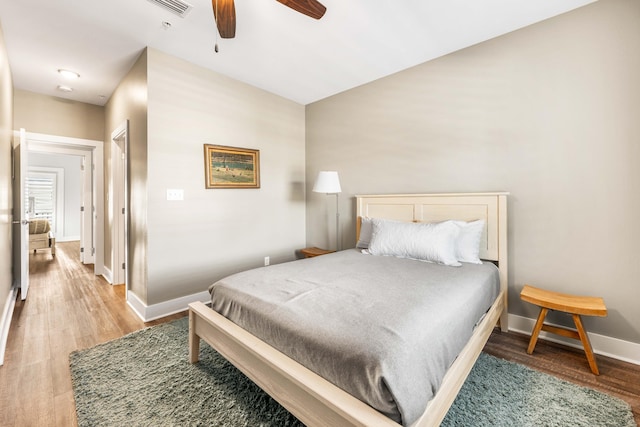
[355,192,508,263]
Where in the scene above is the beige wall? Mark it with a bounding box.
[145,48,306,305]
[0,22,14,306]
[14,90,104,140]
[306,0,640,343]
[104,49,149,302]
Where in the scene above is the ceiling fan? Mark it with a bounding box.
[211,0,327,39]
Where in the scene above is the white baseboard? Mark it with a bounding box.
[0,286,18,366]
[101,266,113,285]
[126,290,210,322]
[508,313,640,366]
[56,236,80,243]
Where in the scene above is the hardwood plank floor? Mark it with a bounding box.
[0,242,638,426]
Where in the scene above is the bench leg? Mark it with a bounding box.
[527,307,548,354]
[573,314,600,375]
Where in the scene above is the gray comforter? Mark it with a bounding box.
[209,249,500,426]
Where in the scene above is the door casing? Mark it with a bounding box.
[19,131,104,275]
[110,121,129,292]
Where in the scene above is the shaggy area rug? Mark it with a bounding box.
[70,318,635,426]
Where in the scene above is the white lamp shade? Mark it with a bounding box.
[312,171,341,194]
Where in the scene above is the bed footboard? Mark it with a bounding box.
[188,300,399,427]
[188,291,504,427]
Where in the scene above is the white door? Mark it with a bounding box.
[80,154,94,264]
[12,129,29,300]
[111,121,128,288]
[116,150,125,284]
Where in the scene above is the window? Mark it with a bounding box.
[26,172,58,234]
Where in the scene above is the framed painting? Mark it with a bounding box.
[204,144,260,189]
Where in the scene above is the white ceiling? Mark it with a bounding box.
[0,0,595,106]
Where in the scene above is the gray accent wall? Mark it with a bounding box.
[144,49,306,305]
[305,0,640,343]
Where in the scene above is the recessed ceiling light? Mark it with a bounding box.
[57,85,74,92]
[58,69,80,79]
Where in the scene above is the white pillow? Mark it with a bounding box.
[368,218,461,266]
[356,217,373,249]
[452,219,485,264]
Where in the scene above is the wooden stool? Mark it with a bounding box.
[520,284,607,375]
[300,247,335,258]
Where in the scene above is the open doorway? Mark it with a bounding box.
[24,131,104,276]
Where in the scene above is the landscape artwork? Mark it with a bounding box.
[204,144,260,189]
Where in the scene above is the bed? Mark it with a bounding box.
[189,192,508,426]
[29,218,56,257]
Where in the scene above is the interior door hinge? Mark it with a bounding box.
[122,263,126,270]
[80,247,84,253]
[92,247,96,256]
[122,208,125,214]
[80,206,85,212]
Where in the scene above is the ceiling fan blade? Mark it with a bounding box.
[276,0,326,20]
[212,0,236,38]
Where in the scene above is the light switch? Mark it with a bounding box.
[166,189,184,201]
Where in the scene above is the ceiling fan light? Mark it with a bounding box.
[57,85,74,92]
[58,69,80,79]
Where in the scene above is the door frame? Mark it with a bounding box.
[110,121,129,292]
[19,131,104,275]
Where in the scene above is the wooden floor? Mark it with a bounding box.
[0,242,638,426]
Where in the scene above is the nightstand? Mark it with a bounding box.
[300,247,335,258]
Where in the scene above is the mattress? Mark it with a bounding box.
[209,249,500,426]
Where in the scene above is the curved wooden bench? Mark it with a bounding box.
[520,284,607,375]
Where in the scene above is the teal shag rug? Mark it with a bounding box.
[69,318,635,427]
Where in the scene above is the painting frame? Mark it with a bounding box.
[204,144,261,189]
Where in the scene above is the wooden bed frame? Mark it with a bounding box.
[189,192,509,426]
